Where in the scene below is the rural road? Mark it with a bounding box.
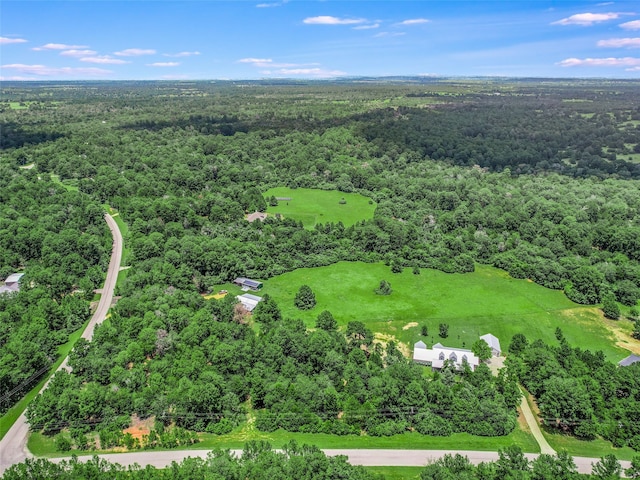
[0,213,123,474]
[0,215,633,476]
[52,448,632,475]
[519,387,555,455]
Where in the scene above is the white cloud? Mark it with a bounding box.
[60,49,97,57]
[626,66,640,70]
[598,37,640,47]
[374,32,406,38]
[264,67,345,77]
[114,48,156,56]
[557,56,640,67]
[620,20,640,30]
[80,55,130,64]
[32,43,87,51]
[552,12,629,26]
[1,64,111,76]
[238,57,272,64]
[396,18,430,26]
[238,58,318,68]
[162,51,201,57]
[0,37,27,45]
[146,62,180,67]
[353,23,380,30]
[257,0,288,7]
[303,16,366,25]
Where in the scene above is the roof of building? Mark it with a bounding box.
[618,354,640,367]
[236,293,263,312]
[480,333,501,352]
[240,293,262,302]
[413,343,479,370]
[414,340,427,349]
[233,278,263,288]
[5,273,24,284]
[247,212,268,222]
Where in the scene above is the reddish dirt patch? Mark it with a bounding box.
[123,415,153,440]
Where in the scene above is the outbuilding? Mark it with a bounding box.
[618,354,640,367]
[233,277,263,291]
[236,293,263,312]
[479,333,501,357]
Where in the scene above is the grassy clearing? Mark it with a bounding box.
[263,187,376,228]
[49,174,79,192]
[259,262,630,361]
[0,320,89,440]
[540,429,637,461]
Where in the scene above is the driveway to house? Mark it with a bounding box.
[49,448,631,475]
[0,213,123,474]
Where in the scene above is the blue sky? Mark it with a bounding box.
[2,1,640,80]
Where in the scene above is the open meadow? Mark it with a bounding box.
[255,262,632,361]
[263,187,376,228]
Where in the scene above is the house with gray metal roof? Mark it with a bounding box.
[413,341,479,371]
[236,293,263,312]
[618,354,640,367]
[233,277,263,291]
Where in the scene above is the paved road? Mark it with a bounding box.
[53,448,631,475]
[0,213,123,474]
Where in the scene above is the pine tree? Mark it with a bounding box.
[294,285,316,310]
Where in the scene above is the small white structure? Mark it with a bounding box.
[413,341,479,371]
[236,293,263,312]
[480,333,501,357]
[0,273,24,295]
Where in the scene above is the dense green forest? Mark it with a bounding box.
[0,168,109,414]
[1,79,639,450]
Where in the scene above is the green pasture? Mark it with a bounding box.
[263,187,376,228]
[259,262,630,361]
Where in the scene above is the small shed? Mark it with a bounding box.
[247,212,268,223]
[237,293,263,312]
[480,333,501,357]
[5,273,24,287]
[618,354,640,367]
[233,277,263,291]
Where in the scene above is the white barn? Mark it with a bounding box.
[236,293,263,312]
[480,333,501,357]
[413,341,479,371]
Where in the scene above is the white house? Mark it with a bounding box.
[480,333,501,357]
[413,341,479,371]
[236,293,263,312]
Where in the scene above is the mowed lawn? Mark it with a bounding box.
[261,262,630,361]
[263,187,376,228]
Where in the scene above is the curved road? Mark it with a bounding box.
[0,217,633,476]
[0,213,123,474]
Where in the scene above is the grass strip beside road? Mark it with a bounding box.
[0,320,89,440]
[30,426,538,458]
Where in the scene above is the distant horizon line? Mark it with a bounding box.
[3,74,640,83]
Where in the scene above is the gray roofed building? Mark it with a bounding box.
[618,354,640,367]
[480,333,501,356]
[413,341,479,371]
[5,273,24,286]
[233,277,263,291]
[236,293,263,312]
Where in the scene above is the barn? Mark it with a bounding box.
[233,277,263,291]
[236,293,263,312]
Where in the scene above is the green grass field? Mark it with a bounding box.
[258,262,631,361]
[263,187,376,228]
